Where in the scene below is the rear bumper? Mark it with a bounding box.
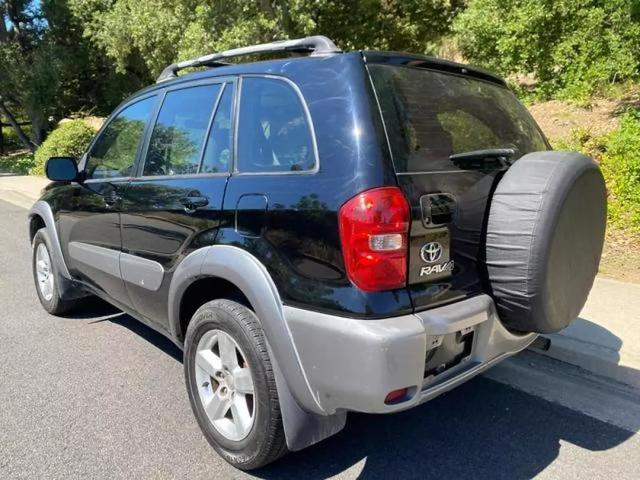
[283,294,536,414]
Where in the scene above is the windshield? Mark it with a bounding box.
[368,64,548,173]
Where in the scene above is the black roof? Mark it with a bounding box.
[362,51,507,87]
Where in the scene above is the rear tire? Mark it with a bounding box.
[31,229,79,315]
[184,299,288,470]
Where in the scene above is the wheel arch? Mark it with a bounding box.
[168,245,346,451]
[29,214,46,242]
[178,276,251,344]
[28,201,71,279]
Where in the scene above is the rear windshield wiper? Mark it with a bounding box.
[449,148,516,171]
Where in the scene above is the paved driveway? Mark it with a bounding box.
[1,199,638,479]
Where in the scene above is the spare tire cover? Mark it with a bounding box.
[486,151,606,333]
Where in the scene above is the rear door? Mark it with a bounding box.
[59,95,157,308]
[367,59,548,311]
[119,79,234,328]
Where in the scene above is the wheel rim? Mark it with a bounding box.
[35,243,54,302]
[195,329,256,441]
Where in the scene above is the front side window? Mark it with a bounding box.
[86,96,155,179]
[237,77,315,173]
[143,84,222,176]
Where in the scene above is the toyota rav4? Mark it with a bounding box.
[29,36,607,470]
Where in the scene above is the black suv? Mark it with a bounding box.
[29,36,606,470]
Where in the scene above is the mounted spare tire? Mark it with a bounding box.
[486,151,606,333]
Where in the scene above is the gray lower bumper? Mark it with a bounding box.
[284,295,536,415]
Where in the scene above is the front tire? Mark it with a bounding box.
[31,229,78,315]
[184,299,288,470]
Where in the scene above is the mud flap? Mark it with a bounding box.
[268,346,347,451]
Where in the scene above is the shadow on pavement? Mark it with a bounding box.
[66,302,636,480]
[551,316,640,388]
[567,316,622,360]
[69,298,183,362]
[258,378,635,480]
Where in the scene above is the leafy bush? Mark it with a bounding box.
[553,113,640,234]
[31,120,97,176]
[600,113,640,233]
[0,153,35,175]
[454,0,640,100]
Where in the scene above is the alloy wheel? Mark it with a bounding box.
[35,243,54,302]
[195,329,256,441]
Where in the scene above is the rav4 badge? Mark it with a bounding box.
[420,261,455,277]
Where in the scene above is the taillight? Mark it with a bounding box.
[338,186,410,292]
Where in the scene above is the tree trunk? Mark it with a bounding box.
[0,97,35,152]
[30,112,48,146]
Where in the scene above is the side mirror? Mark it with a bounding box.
[45,157,80,182]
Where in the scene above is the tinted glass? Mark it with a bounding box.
[369,65,548,172]
[143,84,221,176]
[237,77,314,173]
[86,97,155,179]
[201,84,234,173]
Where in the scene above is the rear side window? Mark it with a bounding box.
[369,65,548,172]
[237,77,315,173]
[86,97,155,179]
[201,84,234,173]
[143,84,222,176]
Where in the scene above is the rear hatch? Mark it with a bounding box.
[365,53,549,311]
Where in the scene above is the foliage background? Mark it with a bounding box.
[0,0,639,240]
[2,0,639,141]
[454,0,640,101]
[30,120,97,176]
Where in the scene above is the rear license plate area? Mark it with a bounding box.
[423,327,474,380]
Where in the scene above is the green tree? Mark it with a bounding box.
[454,0,640,99]
[69,0,463,79]
[0,0,143,149]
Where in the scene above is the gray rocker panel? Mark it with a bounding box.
[120,252,164,291]
[69,241,121,278]
[68,241,165,292]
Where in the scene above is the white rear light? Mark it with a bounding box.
[369,233,404,251]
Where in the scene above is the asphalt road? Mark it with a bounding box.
[1,198,639,480]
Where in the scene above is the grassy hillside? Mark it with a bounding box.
[529,92,640,283]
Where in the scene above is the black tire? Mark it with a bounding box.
[31,229,79,315]
[184,299,288,470]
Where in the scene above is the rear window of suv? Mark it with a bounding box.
[368,64,548,173]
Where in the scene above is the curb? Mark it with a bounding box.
[536,332,640,389]
[0,175,48,209]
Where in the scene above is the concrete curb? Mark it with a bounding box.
[540,332,640,388]
[535,277,640,389]
[0,174,49,209]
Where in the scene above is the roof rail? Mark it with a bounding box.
[156,35,341,83]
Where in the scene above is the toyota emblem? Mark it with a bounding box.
[420,242,443,264]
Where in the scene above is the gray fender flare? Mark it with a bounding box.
[168,245,346,451]
[29,201,71,279]
[28,201,86,301]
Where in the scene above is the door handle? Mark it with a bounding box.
[180,196,209,213]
